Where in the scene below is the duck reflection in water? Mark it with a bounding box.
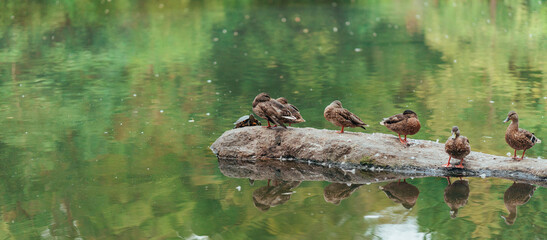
[443,177,470,218]
[323,183,363,205]
[379,179,420,209]
[502,182,536,225]
[252,180,301,211]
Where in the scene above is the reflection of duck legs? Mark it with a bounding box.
[323,183,363,205]
[379,179,420,209]
[444,177,469,218]
[502,182,536,225]
[252,180,301,211]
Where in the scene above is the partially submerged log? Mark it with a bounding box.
[211,127,546,182]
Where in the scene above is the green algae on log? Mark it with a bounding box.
[210,127,546,182]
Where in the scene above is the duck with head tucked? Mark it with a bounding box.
[276,97,305,126]
[444,126,470,168]
[252,93,296,129]
[503,111,541,161]
[380,110,421,145]
[324,100,368,133]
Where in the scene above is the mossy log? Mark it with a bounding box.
[210,127,546,182]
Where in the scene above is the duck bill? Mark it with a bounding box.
[503,117,509,123]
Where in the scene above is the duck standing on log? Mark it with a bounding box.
[503,111,541,161]
[443,126,471,168]
[252,93,296,129]
[324,100,368,133]
[276,97,305,126]
[380,110,421,145]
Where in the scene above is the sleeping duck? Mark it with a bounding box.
[276,97,305,126]
[252,93,296,129]
[380,110,421,145]
[503,111,541,161]
[324,100,368,133]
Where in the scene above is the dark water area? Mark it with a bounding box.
[0,0,545,239]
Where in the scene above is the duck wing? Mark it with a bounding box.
[519,128,541,144]
[337,108,365,126]
[381,113,405,125]
[259,101,287,128]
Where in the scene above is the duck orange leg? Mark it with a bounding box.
[518,150,526,161]
[398,134,405,144]
[337,126,345,133]
[263,121,272,128]
[511,149,517,159]
[442,156,452,167]
[455,158,464,168]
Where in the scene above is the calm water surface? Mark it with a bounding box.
[0,0,545,239]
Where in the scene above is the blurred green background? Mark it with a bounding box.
[0,0,545,239]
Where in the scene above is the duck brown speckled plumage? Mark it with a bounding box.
[380,110,421,145]
[504,111,541,161]
[252,93,296,129]
[276,97,305,126]
[502,182,536,225]
[324,100,368,133]
[444,126,471,168]
[379,179,420,209]
[444,177,470,218]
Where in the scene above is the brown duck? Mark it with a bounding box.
[444,177,469,218]
[503,111,541,161]
[323,183,363,205]
[443,126,471,168]
[502,182,536,225]
[324,100,368,133]
[276,97,305,126]
[252,93,296,128]
[379,179,420,209]
[380,110,421,144]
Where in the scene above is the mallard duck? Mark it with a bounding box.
[323,183,363,205]
[444,177,469,218]
[252,93,296,128]
[504,111,541,161]
[276,97,305,126]
[379,179,420,209]
[502,182,536,225]
[443,126,471,168]
[380,110,421,144]
[252,180,301,212]
[324,100,368,133]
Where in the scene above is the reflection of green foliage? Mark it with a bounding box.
[0,0,545,239]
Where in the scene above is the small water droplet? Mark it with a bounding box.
[160,110,164,113]
[207,79,212,83]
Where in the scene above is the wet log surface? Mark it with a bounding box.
[211,127,546,182]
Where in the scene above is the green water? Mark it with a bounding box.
[0,0,545,239]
